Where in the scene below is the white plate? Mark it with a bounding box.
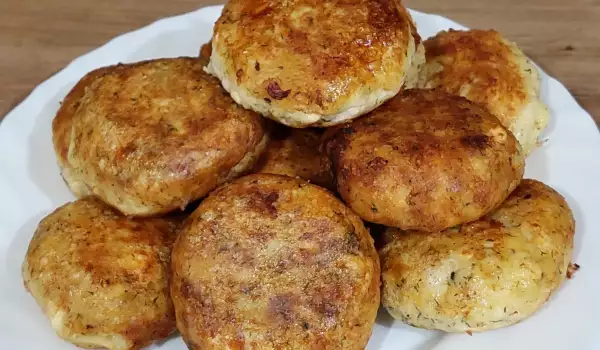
[1,5,600,350]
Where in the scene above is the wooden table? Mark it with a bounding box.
[1,0,598,124]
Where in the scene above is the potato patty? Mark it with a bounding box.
[53,57,268,216]
[324,89,524,232]
[206,0,423,127]
[417,29,549,155]
[380,179,575,332]
[171,174,380,349]
[22,198,178,350]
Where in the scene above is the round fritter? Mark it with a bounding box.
[417,29,549,155]
[379,179,575,332]
[171,174,380,350]
[22,198,178,350]
[323,89,525,232]
[206,0,424,127]
[253,125,335,190]
[52,57,268,216]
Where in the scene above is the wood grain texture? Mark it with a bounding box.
[0,0,598,125]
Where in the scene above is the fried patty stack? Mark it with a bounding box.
[22,1,575,348]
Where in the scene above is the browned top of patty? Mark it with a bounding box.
[53,57,266,216]
[211,0,417,115]
[22,197,178,349]
[324,89,524,231]
[379,179,575,332]
[171,174,380,349]
[420,29,529,126]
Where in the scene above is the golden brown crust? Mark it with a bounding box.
[22,198,178,350]
[52,57,267,216]
[171,174,380,350]
[379,179,575,332]
[417,29,549,155]
[209,0,420,126]
[253,125,335,190]
[323,89,524,232]
[421,30,523,121]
